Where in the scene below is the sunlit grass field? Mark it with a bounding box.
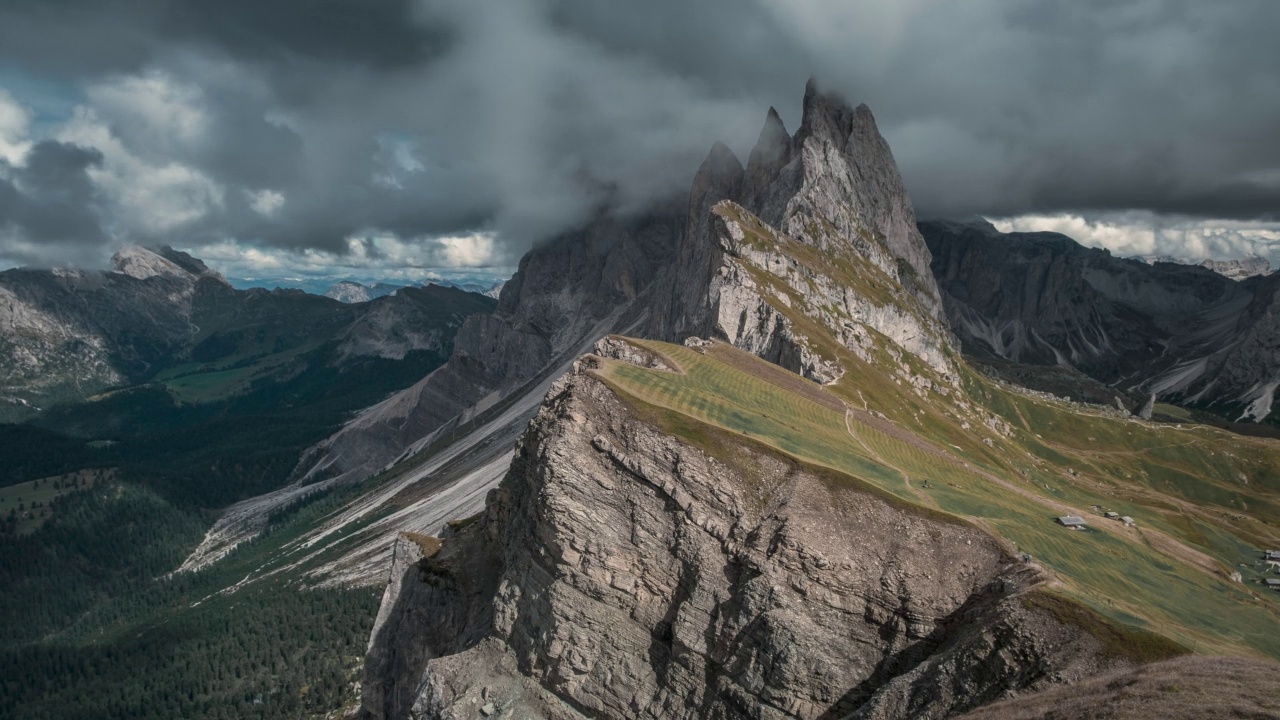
[596,338,1280,659]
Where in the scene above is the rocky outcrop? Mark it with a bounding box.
[923,219,1280,420]
[361,355,1137,720]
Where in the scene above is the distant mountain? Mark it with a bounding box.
[924,219,1280,421]
[0,247,497,423]
[428,279,505,297]
[1200,254,1272,280]
[231,276,509,302]
[481,280,505,298]
[1,246,226,419]
[1132,252,1273,281]
[323,280,406,303]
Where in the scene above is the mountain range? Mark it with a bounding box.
[1133,253,1273,281]
[348,80,1280,719]
[323,280,507,304]
[924,219,1280,422]
[2,80,1278,720]
[0,246,497,423]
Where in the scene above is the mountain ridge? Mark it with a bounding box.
[922,219,1280,422]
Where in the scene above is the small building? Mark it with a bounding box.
[1104,511,1120,520]
[1266,578,1280,591]
[1266,550,1280,563]
[1056,516,1087,529]
[1121,516,1136,527]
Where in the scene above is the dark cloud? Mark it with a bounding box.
[0,0,436,78]
[0,0,1278,269]
[0,140,105,264]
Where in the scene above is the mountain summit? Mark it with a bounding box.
[652,79,953,382]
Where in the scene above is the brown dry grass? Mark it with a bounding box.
[957,655,1280,719]
[401,531,442,559]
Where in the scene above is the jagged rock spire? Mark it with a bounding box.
[745,107,792,181]
[744,78,943,317]
[650,78,954,373]
[690,141,744,218]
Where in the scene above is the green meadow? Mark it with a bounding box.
[597,338,1280,659]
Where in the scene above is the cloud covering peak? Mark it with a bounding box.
[1,0,1278,272]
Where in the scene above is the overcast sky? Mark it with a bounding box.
[1,0,1278,280]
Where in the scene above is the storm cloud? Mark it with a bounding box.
[1,0,1278,272]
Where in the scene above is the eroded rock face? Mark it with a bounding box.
[362,361,1127,720]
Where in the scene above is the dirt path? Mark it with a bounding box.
[843,409,938,509]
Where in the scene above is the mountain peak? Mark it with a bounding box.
[154,245,224,282]
[797,78,864,146]
[747,107,792,174]
[742,81,945,322]
[111,246,192,281]
[110,245,227,284]
[694,142,744,193]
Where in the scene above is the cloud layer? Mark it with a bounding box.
[991,212,1280,265]
[1,0,1278,272]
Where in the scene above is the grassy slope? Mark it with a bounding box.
[595,337,1280,660]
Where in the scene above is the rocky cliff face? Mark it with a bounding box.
[293,205,684,487]
[361,350,1134,720]
[922,219,1280,420]
[650,80,954,385]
